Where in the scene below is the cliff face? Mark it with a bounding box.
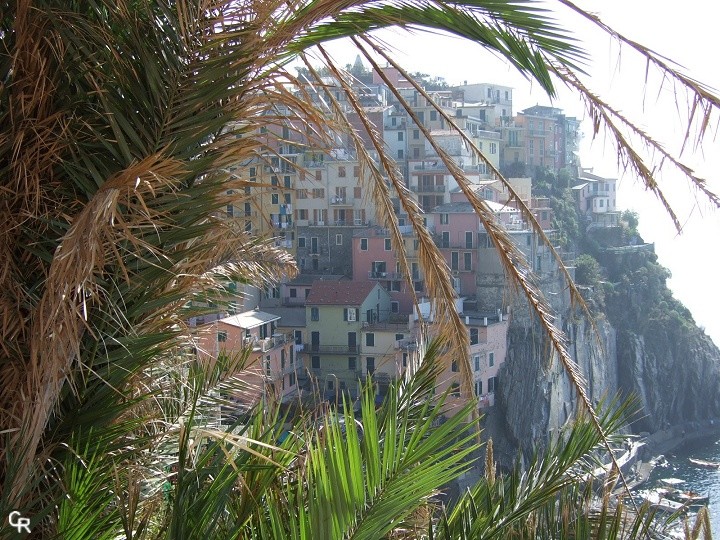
[616,324,720,433]
[495,245,720,457]
[497,316,619,457]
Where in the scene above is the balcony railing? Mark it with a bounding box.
[249,333,290,352]
[410,184,446,193]
[368,271,404,280]
[304,343,360,355]
[330,196,352,206]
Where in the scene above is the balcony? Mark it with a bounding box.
[250,333,290,352]
[410,184,446,193]
[304,343,360,355]
[368,271,404,280]
[330,196,352,206]
[396,338,418,350]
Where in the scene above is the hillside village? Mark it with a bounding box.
[193,62,621,417]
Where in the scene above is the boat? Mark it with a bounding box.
[639,489,688,514]
[657,478,710,508]
[688,457,720,469]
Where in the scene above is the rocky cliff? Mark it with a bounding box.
[491,236,720,460]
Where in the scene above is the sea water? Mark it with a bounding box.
[646,436,720,535]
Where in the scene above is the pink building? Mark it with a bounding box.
[412,299,509,412]
[351,226,424,315]
[429,202,479,296]
[196,309,298,408]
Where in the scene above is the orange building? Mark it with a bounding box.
[196,309,299,409]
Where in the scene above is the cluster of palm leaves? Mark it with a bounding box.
[1,0,718,538]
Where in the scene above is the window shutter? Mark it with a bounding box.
[343,308,348,321]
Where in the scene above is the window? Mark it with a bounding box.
[451,360,459,372]
[397,131,404,141]
[488,376,497,392]
[335,234,342,245]
[360,238,368,251]
[353,166,360,177]
[271,193,279,204]
[294,330,302,345]
[489,352,494,367]
[338,166,346,177]
[440,213,449,225]
[327,379,334,391]
[344,308,358,322]
[463,252,472,271]
[354,186,362,199]
[430,110,437,121]
[489,142,497,154]
[218,331,227,342]
[348,357,357,370]
[311,307,319,321]
[470,328,479,345]
[441,231,449,248]
[450,383,461,397]
[417,111,424,123]
[265,356,271,377]
[451,252,459,271]
[298,237,306,248]
[296,189,308,199]
[226,204,234,217]
[315,170,322,181]
[284,176,291,188]
[249,166,256,178]
[397,149,404,159]
[465,231,473,248]
[366,357,375,374]
[312,188,324,199]
[474,355,480,371]
[365,333,375,347]
[311,356,320,369]
[289,288,297,298]
[289,372,296,386]
[281,349,286,369]
[284,193,291,204]
[402,353,408,368]
[384,238,391,251]
[391,301,399,313]
[475,381,482,395]
[413,129,420,139]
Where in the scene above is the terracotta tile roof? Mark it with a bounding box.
[306,280,377,306]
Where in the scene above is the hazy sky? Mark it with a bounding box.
[321,0,720,345]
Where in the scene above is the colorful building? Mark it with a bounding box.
[195,309,298,408]
[304,281,393,397]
